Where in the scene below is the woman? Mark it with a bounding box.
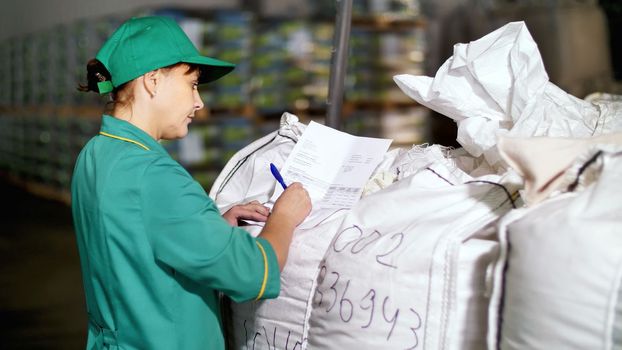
[72,16,311,349]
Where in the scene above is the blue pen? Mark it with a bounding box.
[270,163,288,190]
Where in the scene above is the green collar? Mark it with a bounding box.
[99,115,167,155]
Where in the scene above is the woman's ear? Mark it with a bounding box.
[142,70,160,98]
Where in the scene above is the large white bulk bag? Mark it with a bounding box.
[212,112,520,349]
[212,114,357,349]
[304,157,519,350]
[211,114,339,349]
[487,147,622,350]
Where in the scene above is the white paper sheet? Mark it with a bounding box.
[271,121,392,210]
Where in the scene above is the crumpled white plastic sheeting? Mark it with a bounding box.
[487,149,622,350]
[363,144,503,196]
[393,21,622,171]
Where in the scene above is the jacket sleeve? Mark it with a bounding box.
[140,157,280,302]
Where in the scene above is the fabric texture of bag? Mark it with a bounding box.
[211,113,352,349]
[212,113,521,349]
[304,156,518,350]
[487,147,622,350]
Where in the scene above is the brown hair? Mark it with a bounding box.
[77,59,132,112]
[77,59,201,112]
[77,59,111,94]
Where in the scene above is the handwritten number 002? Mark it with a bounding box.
[376,232,404,269]
[350,230,382,254]
[333,226,404,270]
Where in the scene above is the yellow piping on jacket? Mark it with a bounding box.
[255,241,269,300]
[99,131,150,151]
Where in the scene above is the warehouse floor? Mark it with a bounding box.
[0,181,86,349]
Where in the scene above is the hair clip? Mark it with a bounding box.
[97,80,113,94]
[95,72,113,94]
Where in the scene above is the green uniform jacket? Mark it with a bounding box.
[71,115,280,349]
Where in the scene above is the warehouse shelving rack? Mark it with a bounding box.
[0,2,428,203]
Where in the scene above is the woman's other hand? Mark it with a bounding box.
[222,200,270,226]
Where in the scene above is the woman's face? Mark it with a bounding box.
[154,64,204,140]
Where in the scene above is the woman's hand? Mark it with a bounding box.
[222,200,271,226]
[271,182,312,229]
[258,182,311,270]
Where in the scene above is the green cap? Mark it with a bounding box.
[95,16,235,93]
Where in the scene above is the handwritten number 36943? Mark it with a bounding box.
[314,265,422,349]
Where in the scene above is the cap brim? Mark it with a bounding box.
[183,55,236,84]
